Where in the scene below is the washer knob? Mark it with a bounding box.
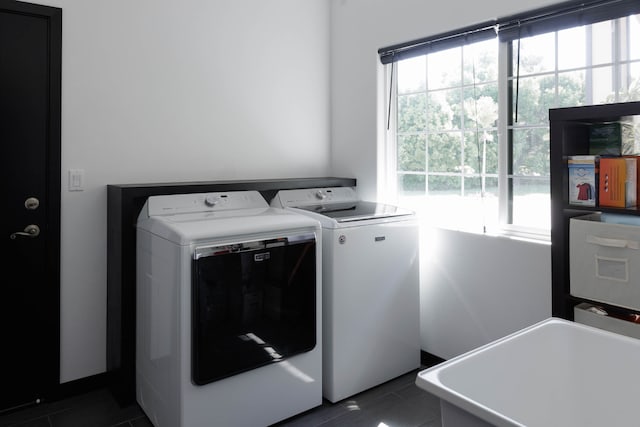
[315,190,327,200]
[204,195,219,207]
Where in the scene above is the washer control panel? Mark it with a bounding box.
[145,191,268,216]
[273,187,358,207]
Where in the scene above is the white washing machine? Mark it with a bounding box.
[271,187,420,403]
[136,191,322,427]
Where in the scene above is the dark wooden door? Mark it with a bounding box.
[0,0,61,411]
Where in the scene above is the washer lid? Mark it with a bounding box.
[294,200,413,223]
[138,207,320,244]
[271,187,413,223]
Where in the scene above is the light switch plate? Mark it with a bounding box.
[68,169,85,191]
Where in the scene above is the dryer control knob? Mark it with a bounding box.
[204,195,219,207]
[315,190,327,200]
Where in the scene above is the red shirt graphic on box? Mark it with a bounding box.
[576,183,593,200]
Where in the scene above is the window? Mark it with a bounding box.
[382,3,640,237]
[508,16,640,232]
[393,38,499,232]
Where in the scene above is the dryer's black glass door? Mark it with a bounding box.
[192,234,317,385]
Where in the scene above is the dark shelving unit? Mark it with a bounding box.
[550,101,640,319]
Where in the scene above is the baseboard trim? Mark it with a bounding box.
[57,371,113,400]
[420,350,445,368]
[53,354,442,404]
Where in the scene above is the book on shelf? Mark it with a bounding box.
[568,155,597,207]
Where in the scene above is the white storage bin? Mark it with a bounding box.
[570,213,640,311]
[574,303,640,340]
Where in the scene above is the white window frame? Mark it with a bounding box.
[384,14,640,241]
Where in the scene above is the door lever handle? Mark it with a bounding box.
[10,224,40,240]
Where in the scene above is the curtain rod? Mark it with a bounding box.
[498,0,629,31]
[378,0,636,64]
[378,21,496,62]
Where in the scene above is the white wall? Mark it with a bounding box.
[31,0,562,384]
[420,228,551,359]
[330,0,556,357]
[37,0,331,383]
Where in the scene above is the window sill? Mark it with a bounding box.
[418,218,550,245]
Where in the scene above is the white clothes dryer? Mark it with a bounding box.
[271,187,420,403]
[136,191,322,427]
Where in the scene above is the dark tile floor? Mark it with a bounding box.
[0,369,441,427]
[274,369,442,427]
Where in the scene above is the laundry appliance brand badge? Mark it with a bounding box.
[254,252,271,262]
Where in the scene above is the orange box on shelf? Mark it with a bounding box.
[599,157,637,208]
